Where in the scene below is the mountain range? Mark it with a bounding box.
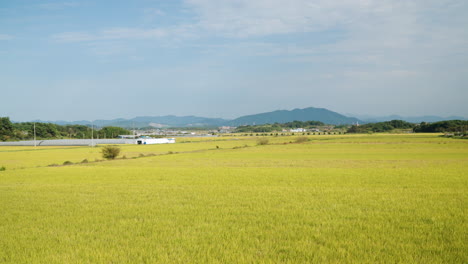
[24,107,466,128]
[351,114,467,123]
[226,107,360,126]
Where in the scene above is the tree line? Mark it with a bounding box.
[347,120,414,133]
[346,119,467,134]
[234,120,325,133]
[413,120,468,133]
[234,119,468,134]
[0,117,130,141]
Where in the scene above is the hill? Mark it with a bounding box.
[352,114,467,123]
[347,120,415,133]
[47,116,228,128]
[21,107,360,128]
[227,107,361,126]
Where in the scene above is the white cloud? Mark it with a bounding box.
[0,34,13,40]
[184,0,467,54]
[101,28,167,39]
[51,0,468,75]
[38,2,80,10]
[184,0,384,37]
[142,8,166,24]
[143,8,165,17]
[54,0,375,41]
[53,0,468,48]
[52,32,94,42]
[52,28,168,42]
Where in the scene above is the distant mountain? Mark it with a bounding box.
[23,107,464,128]
[33,119,93,126]
[353,115,467,123]
[23,107,361,127]
[227,107,361,126]
[128,116,227,128]
[33,116,228,128]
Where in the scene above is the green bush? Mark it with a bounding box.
[101,145,121,160]
[257,138,269,145]
[0,166,5,171]
[63,161,73,165]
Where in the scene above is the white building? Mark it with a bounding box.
[136,138,176,145]
[290,128,306,133]
[117,135,137,139]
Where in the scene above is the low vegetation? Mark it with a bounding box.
[256,138,269,145]
[235,120,325,133]
[101,145,121,160]
[294,136,308,143]
[0,117,131,141]
[413,120,468,133]
[2,116,467,142]
[347,120,414,133]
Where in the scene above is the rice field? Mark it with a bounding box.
[0,134,466,263]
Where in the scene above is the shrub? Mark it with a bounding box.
[295,136,308,143]
[81,159,88,163]
[0,166,5,171]
[101,145,121,160]
[63,161,73,165]
[257,138,269,145]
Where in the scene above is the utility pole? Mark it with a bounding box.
[34,123,36,147]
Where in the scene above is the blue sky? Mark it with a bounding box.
[1,0,467,121]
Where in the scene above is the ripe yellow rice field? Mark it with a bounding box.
[0,134,466,263]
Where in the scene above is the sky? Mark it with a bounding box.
[1,0,467,121]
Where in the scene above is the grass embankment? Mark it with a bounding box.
[0,134,466,263]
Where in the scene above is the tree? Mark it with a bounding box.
[347,120,415,133]
[98,126,131,138]
[413,120,468,133]
[101,146,121,159]
[0,117,14,141]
